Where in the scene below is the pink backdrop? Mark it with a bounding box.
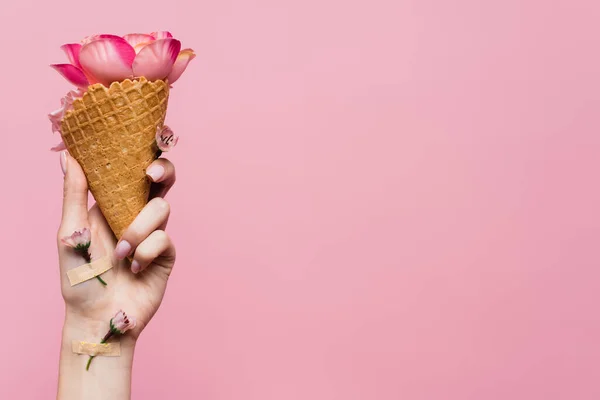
[1,0,600,399]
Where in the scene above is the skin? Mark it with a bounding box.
[57,152,177,400]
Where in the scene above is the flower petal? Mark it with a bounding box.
[49,107,65,133]
[61,228,91,249]
[61,43,82,68]
[132,38,181,81]
[50,141,67,152]
[111,310,136,333]
[133,42,154,54]
[79,37,136,86]
[156,125,178,151]
[151,31,173,39]
[81,34,123,45]
[51,64,90,88]
[123,33,155,53]
[48,89,84,134]
[49,116,62,134]
[61,237,75,248]
[167,49,196,84]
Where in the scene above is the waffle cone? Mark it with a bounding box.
[60,77,169,239]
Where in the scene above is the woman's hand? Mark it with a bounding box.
[57,151,177,400]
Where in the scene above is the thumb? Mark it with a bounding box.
[58,150,89,236]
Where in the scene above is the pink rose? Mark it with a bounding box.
[51,31,195,88]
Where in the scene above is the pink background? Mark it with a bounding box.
[1,0,600,399]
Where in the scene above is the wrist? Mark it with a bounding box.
[62,311,137,349]
[57,310,136,400]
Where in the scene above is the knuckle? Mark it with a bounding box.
[157,230,176,262]
[154,229,169,242]
[150,197,170,214]
[126,225,144,241]
[136,230,171,261]
[135,245,156,262]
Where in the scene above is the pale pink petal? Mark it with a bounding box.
[151,31,173,39]
[61,43,82,68]
[132,38,181,81]
[123,33,155,53]
[50,120,62,134]
[65,88,85,103]
[81,34,123,45]
[80,228,91,243]
[49,108,62,120]
[156,125,179,151]
[80,35,97,45]
[133,42,153,54]
[61,228,91,249]
[50,141,67,152]
[111,310,136,333]
[49,103,66,134]
[51,64,90,88]
[61,237,76,247]
[167,49,196,84]
[49,111,63,134]
[48,89,84,134]
[79,37,135,86]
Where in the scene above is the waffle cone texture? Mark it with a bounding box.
[60,77,169,239]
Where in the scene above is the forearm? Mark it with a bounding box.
[57,312,136,400]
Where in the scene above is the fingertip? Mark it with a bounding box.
[115,240,132,260]
[131,259,141,274]
[146,163,165,182]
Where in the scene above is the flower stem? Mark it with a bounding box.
[85,355,95,371]
[85,333,114,371]
[78,249,108,287]
[80,250,92,264]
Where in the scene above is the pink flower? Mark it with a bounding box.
[48,88,84,134]
[88,309,136,369]
[110,310,136,334]
[156,125,179,152]
[61,227,106,285]
[61,228,91,251]
[51,31,195,88]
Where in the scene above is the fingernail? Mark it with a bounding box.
[131,260,141,274]
[115,240,132,260]
[60,151,68,175]
[146,165,165,182]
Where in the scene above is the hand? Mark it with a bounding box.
[56,151,177,400]
[58,151,177,334]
